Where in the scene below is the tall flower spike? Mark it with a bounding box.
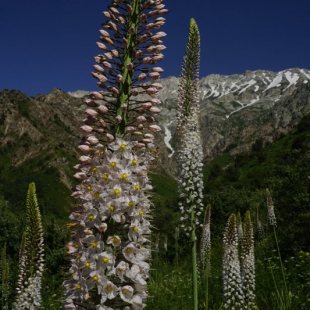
[176,18,203,310]
[13,183,44,310]
[241,211,257,309]
[64,1,168,309]
[266,189,276,227]
[222,214,245,309]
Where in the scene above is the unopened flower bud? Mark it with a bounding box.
[138,73,147,81]
[99,29,110,37]
[115,115,122,123]
[106,133,114,141]
[136,116,147,123]
[93,64,105,73]
[116,74,123,83]
[87,136,99,145]
[149,106,161,114]
[149,124,161,132]
[98,105,108,114]
[85,109,98,117]
[126,126,136,133]
[96,42,107,50]
[148,72,160,80]
[85,99,97,107]
[121,103,127,111]
[81,125,93,133]
[122,37,128,46]
[132,88,139,96]
[78,145,91,152]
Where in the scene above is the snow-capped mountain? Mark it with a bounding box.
[154,68,310,166]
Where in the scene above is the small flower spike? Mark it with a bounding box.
[223,214,245,309]
[13,183,44,310]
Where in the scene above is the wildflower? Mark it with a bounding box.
[266,189,276,227]
[223,214,245,309]
[241,211,256,309]
[176,18,202,310]
[13,183,44,310]
[64,0,167,308]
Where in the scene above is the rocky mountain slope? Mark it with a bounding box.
[1,68,310,186]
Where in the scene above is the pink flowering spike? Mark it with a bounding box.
[149,106,161,114]
[81,125,93,133]
[149,124,161,132]
[90,91,104,100]
[106,133,114,141]
[96,42,107,50]
[148,72,160,80]
[98,105,108,114]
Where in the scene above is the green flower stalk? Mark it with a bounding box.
[241,211,256,309]
[223,214,245,309]
[64,1,167,309]
[13,183,44,310]
[176,18,203,310]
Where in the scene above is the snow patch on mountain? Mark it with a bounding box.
[164,121,174,158]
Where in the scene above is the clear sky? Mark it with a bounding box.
[1,0,310,96]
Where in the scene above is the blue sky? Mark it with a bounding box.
[1,0,310,96]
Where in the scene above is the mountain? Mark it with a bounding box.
[1,68,310,215]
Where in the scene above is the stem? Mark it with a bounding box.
[190,196,198,310]
[273,226,289,304]
[115,0,140,137]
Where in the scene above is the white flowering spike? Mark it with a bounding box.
[13,183,44,310]
[176,18,202,310]
[266,189,276,227]
[64,0,167,308]
[241,211,257,309]
[223,214,245,309]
